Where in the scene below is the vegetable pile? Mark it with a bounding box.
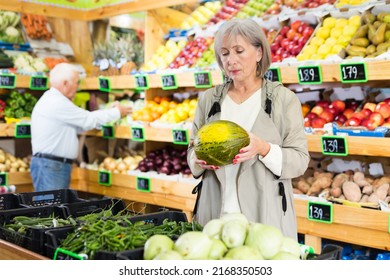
[0,11,24,44]
[12,53,48,74]
[4,91,37,119]
[143,213,302,260]
[0,148,30,172]
[21,14,52,41]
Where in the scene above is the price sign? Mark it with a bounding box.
[340,63,367,83]
[265,68,281,82]
[0,74,16,89]
[131,126,145,142]
[136,176,151,192]
[14,124,31,138]
[98,170,111,186]
[0,173,7,186]
[172,129,189,145]
[98,77,111,92]
[134,75,149,90]
[194,71,212,88]
[297,66,322,84]
[308,201,333,223]
[102,125,114,139]
[321,136,348,156]
[161,74,178,90]
[54,248,86,260]
[30,76,48,90]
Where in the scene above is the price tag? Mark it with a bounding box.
[194,71,212,88]
[340,63,367,83]
[54,248,86,260]
[0,173,7,186]
[297,66,322,84]
[30,76,48,90]
[98,170,111,186]
[14,124,31,138]
[161,74,178,90]
[136,176,151,192]
[321,136,348,156]
[134,75,149,90]
[172,129,189,145]
[265,68,281,82]
[131,126,145,142]
[308,201,333,224]
[98,76,111,92]
[0,74,16,89]
[102,125,114,139]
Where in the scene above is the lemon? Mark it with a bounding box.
[303,45,318,57]
[331,44,344,54]
[335,18,348,28]
[323,17,336,29]
[337,35,353,47]
[348,15,361,27]
[316,27,331,39]
[310,53,324,60]
[296,53,308,61]
[317,44,332,56]
[310,36,325,46]
[324,37,337,46]
[330,27,343,39]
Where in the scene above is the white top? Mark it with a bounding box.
[220,89,283,214]
[31,87,120,159]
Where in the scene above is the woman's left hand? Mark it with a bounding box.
[233,132,270,164]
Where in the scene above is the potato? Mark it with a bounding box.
[342,181,361,202]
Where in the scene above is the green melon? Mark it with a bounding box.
[194,120,250,166]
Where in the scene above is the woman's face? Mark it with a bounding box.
[220,35,262,83]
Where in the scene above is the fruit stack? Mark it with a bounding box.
[270,20,315,62]
[207,0,248,25]
[180,1,222,30]
[335,0,368,9]
[235,0,275,19]
[168,37,213,69]
[141,39,187,72]
[264,28,278,45]
[297,15,361,61]
[345,10,390,59]
[298,0,337,9]
[193,42,217,68]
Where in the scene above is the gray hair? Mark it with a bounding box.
[49,63,79,86]
[214,18,271,77]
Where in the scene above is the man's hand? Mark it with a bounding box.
[115,103,132,118]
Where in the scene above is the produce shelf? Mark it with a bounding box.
[0,239,48,260]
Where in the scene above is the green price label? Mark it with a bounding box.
[297,66,322,84]
[137,176,151,192]
[98,170,111,186]
[134,75,149,90]
[131,126,145,142]
[321,136,348,156]
[102,125,114,139]
[30,76,48,90]
[0,173,7,186]
[98,76,111,92]
[0,74,16,89]
[172,129,189,145]
[308,201,333,224]
[14,124,31,138]
[161,74,178,90]
[340,63,367,83]
[54,248,86,260]
[194,71,212,88]
[265,68,281,82]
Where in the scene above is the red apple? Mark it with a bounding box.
[274,34,284,44]
[279,26,289,36]
[331,100,346,113]
[270,42,280,53]
[346,100,359,111]
[361,119,378,131]
[304,117,311,127]
[360,108,372,118]
[334,114,347,126]
[286,29,297,40]
[343,108,354,119]
[311,105,324,115]
[325,105,339,116]
[316,100,330,108]
[351,111,366,121]
[311,117,326,128]
[375,102,390,119]
[306,112,318,120]
[280,38,290,50]
[291,20,302,31]
[369,112,385,126]
[302,26,314,38]
[382,98,390,107]
[344,117,361,126]
[319,110,334,123]
[363,102,376,112]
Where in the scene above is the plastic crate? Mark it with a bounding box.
[117,247,144,260]
[128,210,187,225]
[0,206,70,255]
[0,193,24,210]
[18,189,85,207]
[58,198,126,218]
[45,226,76,260]
[307,244,343,260]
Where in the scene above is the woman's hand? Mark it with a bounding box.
[233,132,270,164]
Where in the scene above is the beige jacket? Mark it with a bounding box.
[187,79,310,239]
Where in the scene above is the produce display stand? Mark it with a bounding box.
[0,239,48,260]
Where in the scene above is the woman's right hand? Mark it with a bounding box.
[195,158,220,170]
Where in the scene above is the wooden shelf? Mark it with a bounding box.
[295,198,390,252]
[0,239,48,260]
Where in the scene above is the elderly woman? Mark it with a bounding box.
[187,18,310,240]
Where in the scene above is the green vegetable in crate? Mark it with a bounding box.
[194,120,250,166]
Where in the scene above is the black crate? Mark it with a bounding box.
[116,247,144,260]
[18,189,85,207]
[0,193,24,210]
[0,206,70,255]
[58,198,126,218]
[307,244,343,260]
[46,211,187,260]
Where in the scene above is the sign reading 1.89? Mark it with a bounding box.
[297,66,322,84]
